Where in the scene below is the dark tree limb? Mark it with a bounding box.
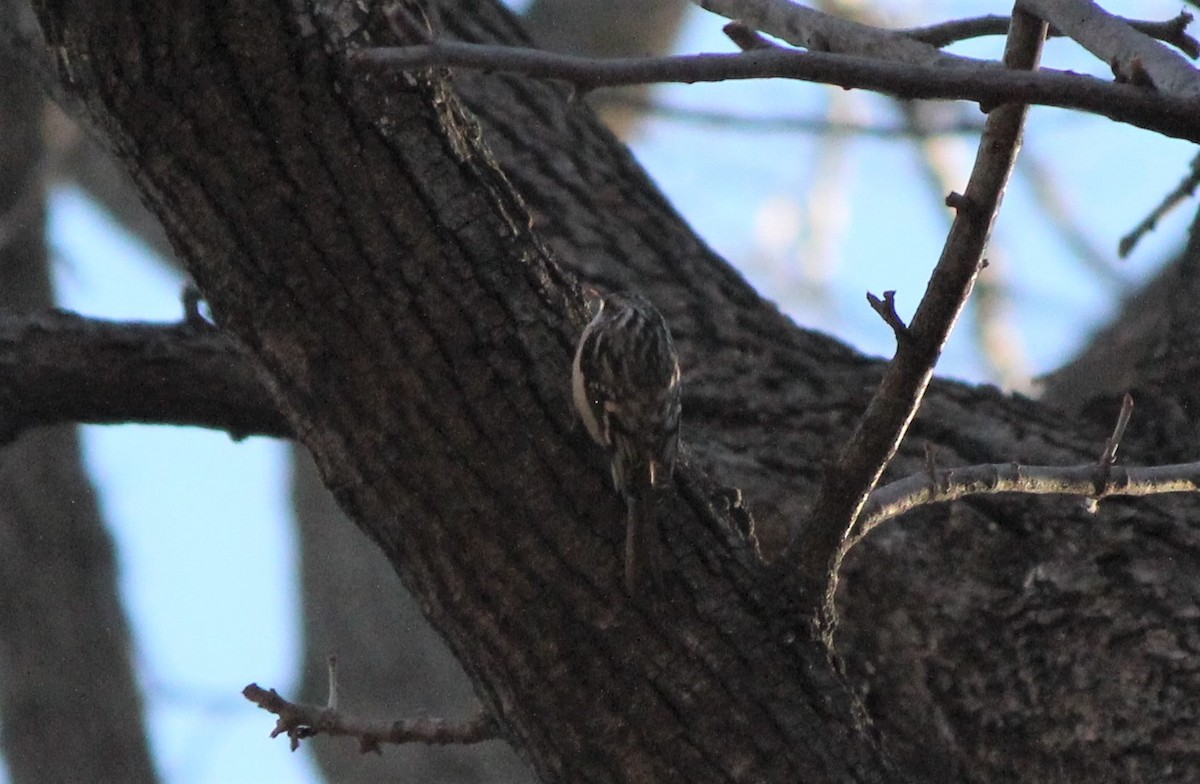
[0,309,286,442]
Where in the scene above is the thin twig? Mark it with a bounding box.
[723,21,777,52]
[1098,392,1135,467]
[604,95,987,136]
[1119,151,1200,257]
[888,94,1032,389]
[866,290,909,341]
[901,14,1029,47]
[1085,392,1135,512]
[822,0,1038,392]
[845,454,1200,550]
[243,680,496,754]
[180,284,212,327]
[902,12,1199,57]
[351,42,1200,144]
[783,11,1048,634]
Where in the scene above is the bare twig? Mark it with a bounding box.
[698,0,1199,61]
[723,21,777,52]
[1098,392,1135,467]
[818,0,1036,391]
[604,95,987,136]
[903,12,1199,57]
[243,681,496,754]
[1119,151,1200,257]
[1085,392,1136,512]
[866,290,909,340]
[845,455,1200,550]
[901,14,1034,48]
[1018,0,1200,98]
[846,395,1144,549]
[783,11,1048,633]
[244,654,495,753]
[180,284,210,327]
[352,42,1200,144]
[0,309,287,441]
[885,94,1032,389]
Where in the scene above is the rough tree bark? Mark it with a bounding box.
[293,448,533,782]
[296,3,687,779]
[14,0,1200,782]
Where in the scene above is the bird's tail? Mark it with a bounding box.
[624,489,663,596]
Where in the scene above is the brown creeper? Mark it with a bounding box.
[571,291,681,594]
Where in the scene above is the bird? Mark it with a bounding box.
[571,291,681,594]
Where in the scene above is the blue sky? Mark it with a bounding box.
[6,1,1195,781]
[50,190,317,783]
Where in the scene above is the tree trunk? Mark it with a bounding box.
[24,0,1200,781]
[293,446,533,782]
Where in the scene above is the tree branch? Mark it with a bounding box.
[846,457,1200,550]
[784,10,1048,633]
[695,0,965,66]
[242,684,496,754]
[602,94,988,136]
[848,394,1145,546]
[0,309,287,441]
[353,42,1200,144]
[244,654,497,754]
[902,12,1198,57]
[1119,150,1200,258]
[1018,0,1200,97]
